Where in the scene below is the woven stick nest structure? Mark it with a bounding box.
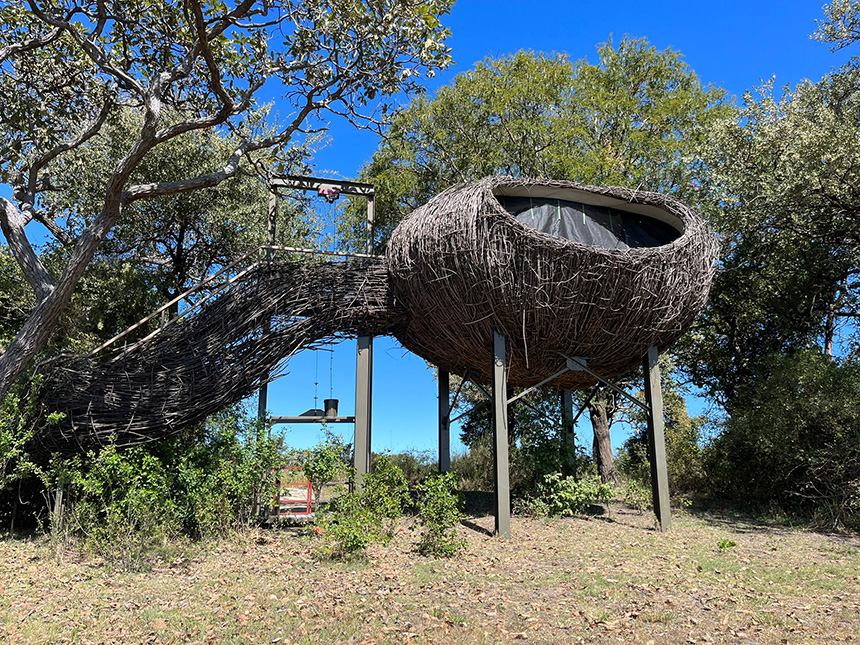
[33,176,717,455]
[34,260,404,457]
[387,176,718,389]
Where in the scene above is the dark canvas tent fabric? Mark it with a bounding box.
[498,196,680,249]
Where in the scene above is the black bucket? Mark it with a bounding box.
[324,398,339,419]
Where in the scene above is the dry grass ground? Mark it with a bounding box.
[1,506,859,644]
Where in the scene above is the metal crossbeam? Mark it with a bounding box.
[505,356,587,405]
[270,174,375,196]
[559,353,649,412]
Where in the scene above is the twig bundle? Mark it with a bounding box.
[35,260,404,456]
[386,176,718,388]
[34,176,717,454]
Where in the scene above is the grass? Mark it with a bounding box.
[0,504,858,643]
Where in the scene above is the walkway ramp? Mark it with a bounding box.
[34,258,404,456]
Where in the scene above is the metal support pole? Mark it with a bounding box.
[257,189,278,425]
[438,369,451,473]
[491,331,511,538]
[354,335,373,487]
[353,185,376,488]
[365,194,375,254]
[643,345,671,531]
[561,389,576,477]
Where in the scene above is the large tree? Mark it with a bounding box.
[0,0,453,400]
[350,39,728,482]
[39,108,314,318]
[680,70,860,407]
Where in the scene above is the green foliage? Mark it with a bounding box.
[452,426,592,499]
[40,109,311,313]
[345,39,728,249]
[622,480,653,514]
[523,473,617,518]
[718,538,737,550]
[618,362,707,497]
[373,449,436,486]
[363,455,410,538]
[49,445,179,571]
[302,430,349,509]
[169,408,282,539]
[414,472,465,557]
[39,406,282,568]
[455,385,583,494]
[316,490,380,560]
[0,375,65,493]
[815,0,860,51]
[0,246,33,350]
[615,439,650,488]
[704,351,860,530]
[0,390,38,489]
[681,70,860,405]
[450,436,495,492]
[315,456,410,560]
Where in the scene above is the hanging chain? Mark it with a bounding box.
[313,349,319,410]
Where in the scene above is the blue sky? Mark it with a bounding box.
[2,1,853,458]
[272,0,854,456]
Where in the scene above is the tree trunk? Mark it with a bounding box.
[0,210,118,401]
[824,310,835,357]
[589,399,619,485]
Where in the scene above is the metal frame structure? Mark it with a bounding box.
[438,338,672,537]
[261,174,670,534]
[258,174,376,487]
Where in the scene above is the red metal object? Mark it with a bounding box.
[272,466,312,516]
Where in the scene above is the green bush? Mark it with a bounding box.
[315,456,409,560]
[414,472,466,557]
[622,480,652,513]
[455,390,585,495]
[51,445,180,571]
[302,430,349,509]
[616,385,707,499]
[374,449,435,486]
[170,408,282,539]
[705,351,860,530]
[363,455,409,538]
[450,435,495,492]
[524,473,616,517]
[316,489,380,560]
[38,405,282,568]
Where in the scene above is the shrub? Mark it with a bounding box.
[414,472,466,557]
[170,407,282,539]
[316,489,380,560]
[375,450,435,486]
[363,455,409,538]
[450,435,495,491]
[315,456,409,560]
[526,473,617,517]
[54,444,180,571]
[302,430,349,509]
[38,405,282,568]
[622,480,652,513]
[706,351,860,530]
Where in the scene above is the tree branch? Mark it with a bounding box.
[25,0,143,94]
[0,197,55,302]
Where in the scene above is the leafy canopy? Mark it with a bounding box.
[344,38,729,248]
